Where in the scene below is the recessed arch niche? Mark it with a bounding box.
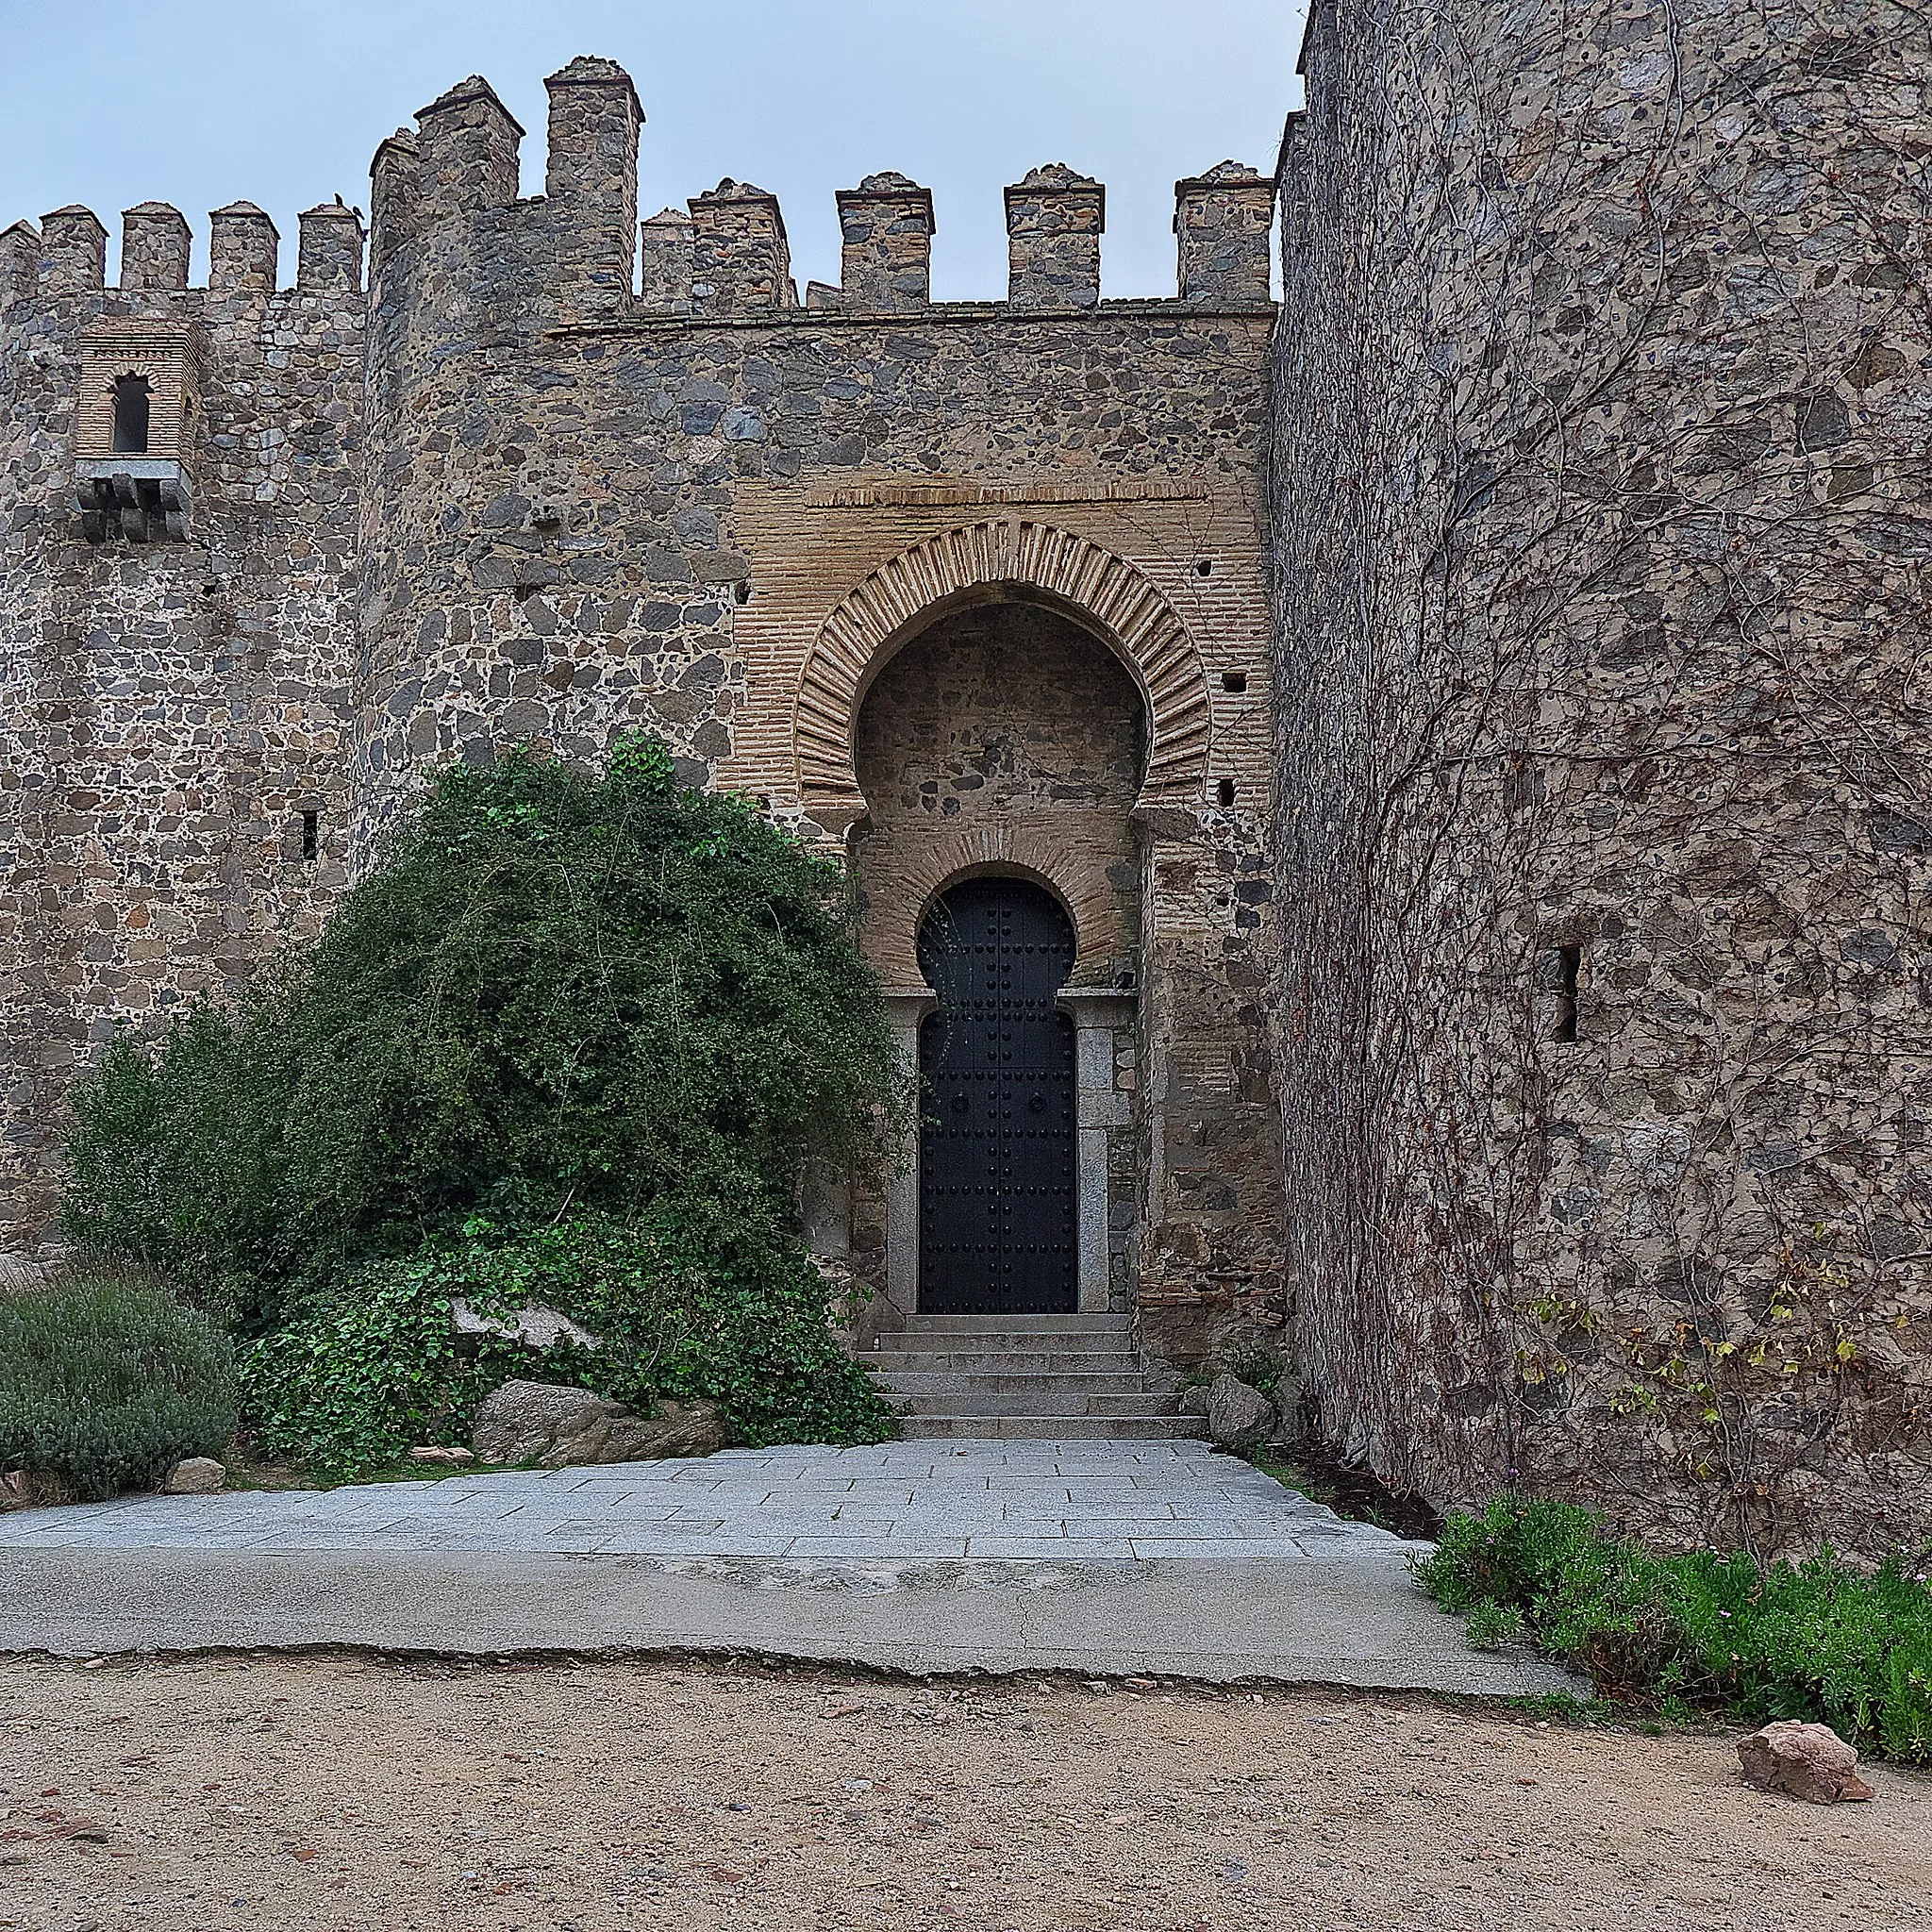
[851,592,1147,989]
[794,519,1213,836]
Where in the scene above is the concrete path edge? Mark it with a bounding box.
[0,1548,1585,1697]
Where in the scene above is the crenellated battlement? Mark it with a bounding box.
[0,198,366,306]
[352,56,1274,320]
[0,219,38,313]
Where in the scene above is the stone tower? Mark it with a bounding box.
[1271,0,1932,1556]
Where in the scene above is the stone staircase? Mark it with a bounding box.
[862,1312,1206,1440]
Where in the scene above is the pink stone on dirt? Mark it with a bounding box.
[1737,1722,1875,1804]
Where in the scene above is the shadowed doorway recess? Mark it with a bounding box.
[917,878,1077,1315]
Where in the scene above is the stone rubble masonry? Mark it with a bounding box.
[1271,0,1932,1558]
[0,55,1285,1375]
[834,174,935,313]
[0,222,41,313]
[640,207,694,314]
[0,162,368,1260]
[542,57,643,325]
[1174,163,1274,308]
[208,203,279,295]
[119,204,191,293]
[38,207,106,295]
[1005,165,1106,312]
[295,204,366,296]
[369,130,422,270]
[688,180,798,319]
[414,75,524,225]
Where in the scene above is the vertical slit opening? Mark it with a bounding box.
[301,809,319,862]
[1216,778,1236,808]
[1553,942,1581,1042]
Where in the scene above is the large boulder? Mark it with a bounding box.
[1737,1722,1875,1804]
[472,1380,725,1467]
[1207,1374,1276,1453]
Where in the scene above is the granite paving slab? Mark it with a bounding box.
[0,1441,1583,1696]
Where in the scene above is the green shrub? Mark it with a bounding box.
[242,1204,895,1479]
[1464,1600,1526,1652]
[1215,1340,1290,1397]
[0,1274,237,1500]
[1416,1494,1932,1760]
[61,737,909,1332]
[60,1005,285,1314]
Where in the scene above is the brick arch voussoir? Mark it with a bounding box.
[796,520,1212,829]
[860,825,1129,990]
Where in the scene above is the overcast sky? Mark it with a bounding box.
[0,1,1307,302]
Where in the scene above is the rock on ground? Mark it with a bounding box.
[472,1379,725,1466]
[1269,1372,1306,1444]
[1208,1373,1276,1451]
[1738,1721,1876,1804]
[160,1457,225,1495]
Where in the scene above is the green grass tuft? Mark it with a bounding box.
[1416,1494,1932,1761]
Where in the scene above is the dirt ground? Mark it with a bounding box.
[2,1654,1927,1932]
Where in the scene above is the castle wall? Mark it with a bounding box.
[0,60,1285,1357]
[0,209,364,1252]
[1271,0,1932,1557]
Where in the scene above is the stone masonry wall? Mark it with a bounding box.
[0,205,364,1253]
[1,58,1284,1360]
[1272,0,1932,1559]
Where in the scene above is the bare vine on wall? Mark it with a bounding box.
[1273,0,1932,1560]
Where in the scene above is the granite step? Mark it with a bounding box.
[874,1332,1144,1356]
[891,1390,1189,1419]
[901,1314,1134,1335]
[864,1349,1148,1375]
[898,1413,1208,1441]
[872,1369,1157,1397]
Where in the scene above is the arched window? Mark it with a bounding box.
[110,375,152,456]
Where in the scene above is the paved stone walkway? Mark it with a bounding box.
[0,1441,1414,1561]
[0,1441,1584,1695]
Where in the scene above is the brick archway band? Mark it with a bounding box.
[793,518,1213,827]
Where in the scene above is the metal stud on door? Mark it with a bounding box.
[917,878,1077,1314]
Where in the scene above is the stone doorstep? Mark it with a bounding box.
[891,1392,1190,1418]
[898,1314,1135,1333]
[902,1416,1207,1440]
[874,1330,1147,1347]
[872,1370,1158,1394]
[865,1350,1150,1372]
[867,1357,1151,1381]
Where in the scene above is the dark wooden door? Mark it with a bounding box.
[917,878,1077,1315]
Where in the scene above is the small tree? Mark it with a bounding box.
[63,738,908,1339]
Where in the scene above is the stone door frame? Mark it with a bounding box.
[882,981,1137,1318]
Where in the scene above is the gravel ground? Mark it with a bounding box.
[2,1653,1927,1931]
